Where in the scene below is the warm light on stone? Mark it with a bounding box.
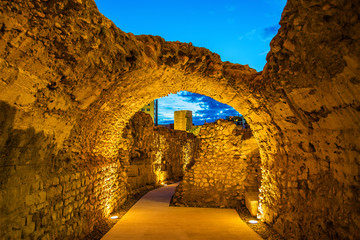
[172,120,261,209]
[0,0,359,239]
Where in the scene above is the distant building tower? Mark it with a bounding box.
[140,100,158,125]
[174,110,192,131]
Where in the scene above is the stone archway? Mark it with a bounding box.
[0,0,359,239]
[76,65,266,161]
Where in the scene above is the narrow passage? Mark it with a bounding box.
[102,183,262,240]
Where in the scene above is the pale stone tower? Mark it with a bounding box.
[174,110,192,131]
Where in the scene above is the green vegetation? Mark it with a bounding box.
[187,126,202,136]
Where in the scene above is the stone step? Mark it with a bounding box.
[245,192,259,217]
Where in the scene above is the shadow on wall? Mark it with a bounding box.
[0,101,17,187]
[0,101,58,187]
[0,101,60,238]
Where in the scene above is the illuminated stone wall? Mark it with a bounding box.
[153,126,199,183]
[255,1,360,239]
[0,108,127,239]
[172,120,261,208]
[0,0,359,239]
[0,108,197,239]
[122,111,199,190]
[0,103,127,239]
[121,112,157,190]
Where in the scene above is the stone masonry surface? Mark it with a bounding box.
[122,112,199,190]
[0,108,198,239]
[172,119,261,208]
[0,0,359,239]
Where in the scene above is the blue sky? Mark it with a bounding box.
[94,0,287,125]
[157,91,242,125]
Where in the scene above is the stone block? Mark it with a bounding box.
[9,229,22,239]
[245,192,259,217]
[50,177,59,186]
[25,194,38,206]
[22,221,35,237]
[14,217,26,229]
[40,233,50,240]
[55,201,63,210]
[51,213,57,221]
[36,202,48,211]
[41,215,48,226]
[63,204,73,216]
[47,185,62,199]
[39,191,46,203]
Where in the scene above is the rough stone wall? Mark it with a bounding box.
[154,126,200,183]
[0,108,198,239]
[255,1,360,239]
[0,100,128,239]
[0,0,359,239]
[1,156,126,239]
[0,0,260,166]
[121,112,157,190]
[172,120,261,208]
[122,111,199,190]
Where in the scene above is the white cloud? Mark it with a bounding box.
[158,93,203,123]
[157,91,240,125]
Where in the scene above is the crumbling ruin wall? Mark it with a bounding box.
[153,126,200,183]
[122,111,199,191]
[121,112,157,190]
[172,120,261,208]
[0,0,359,239]
[0,102,128,239]
[254,1,360,239]
[0,107,198,239]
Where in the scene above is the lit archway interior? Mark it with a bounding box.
[0,0,359,239]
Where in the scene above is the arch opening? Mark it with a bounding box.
[75,67,268,165]
[111,90,264,217]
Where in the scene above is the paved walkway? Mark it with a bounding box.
[102,183,262,240]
